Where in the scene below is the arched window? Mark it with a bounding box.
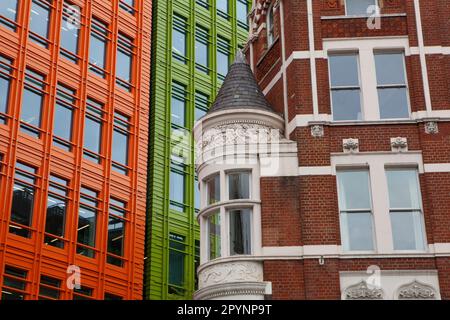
[266,4,274,46]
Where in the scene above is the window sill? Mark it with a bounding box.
[310,118,417,127]
[197,199,261,218]
[321,13,407,20]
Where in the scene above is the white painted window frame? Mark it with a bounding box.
[336,167,377,253]
[328,51,365,121]
[325,37,412,122]
[331,152,428,255]
[199,164,262,264]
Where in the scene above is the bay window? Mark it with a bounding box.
[229,208,252,255]
[207,211,221,260]
[206,173,220,205]
[201,169,257,262]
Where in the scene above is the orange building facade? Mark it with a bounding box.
[0,0,151,299]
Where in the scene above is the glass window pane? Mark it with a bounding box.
[346,0,376,15]
[61,15,79,55]
[172,16,186,59]
[228,172,250,200]
[237,0,248,26]
[378,87,409,119]
[337,170,371,210]
[329,54,360,87]
[331,89,362,121]
[217,0,228,13]
[1,0,18,24]
[386,169,421,209]
[77,205,96,251]
[229,209,251,255]
[391,211,425,250]
[375,53,406,85]
[83,117,101,154]
[53,103,73,141]
[217,51,229,77]
[0,75,11,117]
[112,129,128,165]
[169,234,185,288]
[107,216,124,257]
[21,88,43,128]
[45,194,66,239]
[39,276,61,299]
[116,49,132,82]
[29,1,50,40]
[195,107,206,121]
[208,212,221,260]
[206,174,220,205]
[89,34,106,69]
[11,182,34,230]
[340,212,374,251]
[195,27,209,70]
[170,170,184,207]
[171,96,185,127]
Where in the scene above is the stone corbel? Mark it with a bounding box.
[310,124,324,138]
[424,121,439,135]
[391,137,408,152]
[343,138,359,153]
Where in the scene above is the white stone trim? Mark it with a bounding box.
[307,0,319,119]
[298,166,333,176]
[414,0,433,114]
[424,163,450,173]
[262,246,303,257]
[287,110,450,134]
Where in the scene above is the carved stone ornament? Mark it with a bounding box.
[310,125,324,138]
[398,281,436,300]
[424,121,439,135]
[343,138,359,153]
[198,122,280,153]
[198,261,263,289]
[344,280,384,300]
[390,137,408,152]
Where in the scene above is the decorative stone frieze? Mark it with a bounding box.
[343,281,384,300]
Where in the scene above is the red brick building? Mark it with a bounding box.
[0,0,151,299]
[194,0,450,300]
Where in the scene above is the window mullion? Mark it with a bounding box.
[359,49,379,121]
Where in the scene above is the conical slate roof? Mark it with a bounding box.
[208,51,275,114]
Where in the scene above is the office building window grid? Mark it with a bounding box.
[0,0,150,300]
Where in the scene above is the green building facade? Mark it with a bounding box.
[146,0,250,300]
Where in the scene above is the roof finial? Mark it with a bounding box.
[233,49,248,65]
